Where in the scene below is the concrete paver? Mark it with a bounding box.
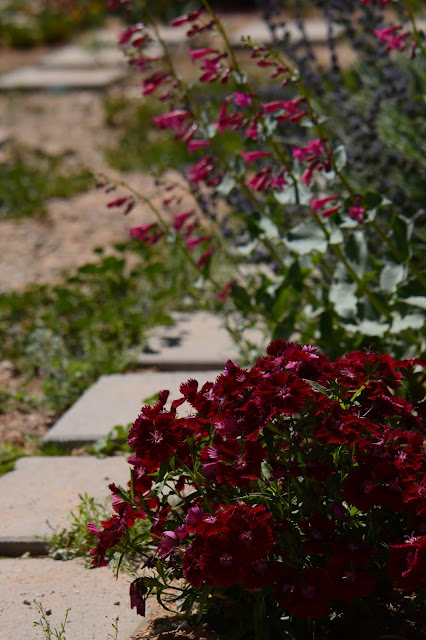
[0,456,130,555]
[40,44,126,69]
[0,67,127,90]
[230,18,342,46]
[43,370,221,445]
[0,557,143,640]
[139,312,263,370]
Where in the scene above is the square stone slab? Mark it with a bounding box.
[230,18,342,46]
[139,312,264,370]
[0,66,127,90]
[43,371,221,446]
[0,456,129,555]
[0,557,143,640]
[41,44,126,69]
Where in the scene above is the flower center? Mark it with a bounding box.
[219,553,233,567]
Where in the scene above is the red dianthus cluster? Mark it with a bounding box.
[90,341,425,621]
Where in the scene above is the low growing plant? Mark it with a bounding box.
[90,341,425,639]
[0,240,205,411]
[0,146,92,220]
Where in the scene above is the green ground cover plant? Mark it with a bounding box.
[0,146,92,220]
[0,0,107,48]
[0,239,206,412]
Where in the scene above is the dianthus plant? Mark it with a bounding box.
[90,341,425,639]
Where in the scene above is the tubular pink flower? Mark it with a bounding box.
[310,196,339,214]
[152,109,190,131]
[188,48,217,62]
[374,25,410,52]
[185,235,211,251]
[233,92,253,108]
[240,151,271,166]
[245,168,272,191]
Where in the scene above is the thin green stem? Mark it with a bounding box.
[371,220,426,288]
[402,0,426,58]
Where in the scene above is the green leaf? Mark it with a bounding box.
[344,319,390,336]
[216,174,236,196]
[344,231,368,277]
[285,221,328,255]
[334,144,347,171]
[392,215,412,260]
[400,296,426,310]
[328,227,344,245]
[329,282,358,318]
[231,283,252,312]
[391,313,424,332]
[380,264,406,294]
[304,379,333,398]
[274,181,311,206]
[258,217,280,239]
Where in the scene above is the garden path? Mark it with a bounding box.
[0,311,238,640]
[0,11,380,638]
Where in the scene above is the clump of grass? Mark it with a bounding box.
[0,146,93,220]
[0,442,26,476]
[46,492,112,562]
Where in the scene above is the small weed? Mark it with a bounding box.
[0,442,26,476]
[33,601,119,640]
[45,491,153,564]
[45,492,112,562]
[33,601,70,640]
[88,423,132,458]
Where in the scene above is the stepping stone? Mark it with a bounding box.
[43,371,221,446]
[0,128,10,146]
[40,44,126,69]
[139,312,264,370]
[230,18,342,46]
[0,456,129,555]
[0,66,127,91]
[0,557,143,640]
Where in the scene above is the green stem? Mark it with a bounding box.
[310,209,391,318]
[112,178,223,288]
[402,0,426,58]
[371,220,426,288]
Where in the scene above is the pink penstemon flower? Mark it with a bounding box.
[170,10,205,27]
[240,151,271,166]
[374,25,410,52]
[172,210,195,232]
[310,196,339,217]
[245,167,272,192]
[188,48,218,62]
[152,109,190,131]
[233,92,253,108]
[185,235,211,250]
[119,25,143,46]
